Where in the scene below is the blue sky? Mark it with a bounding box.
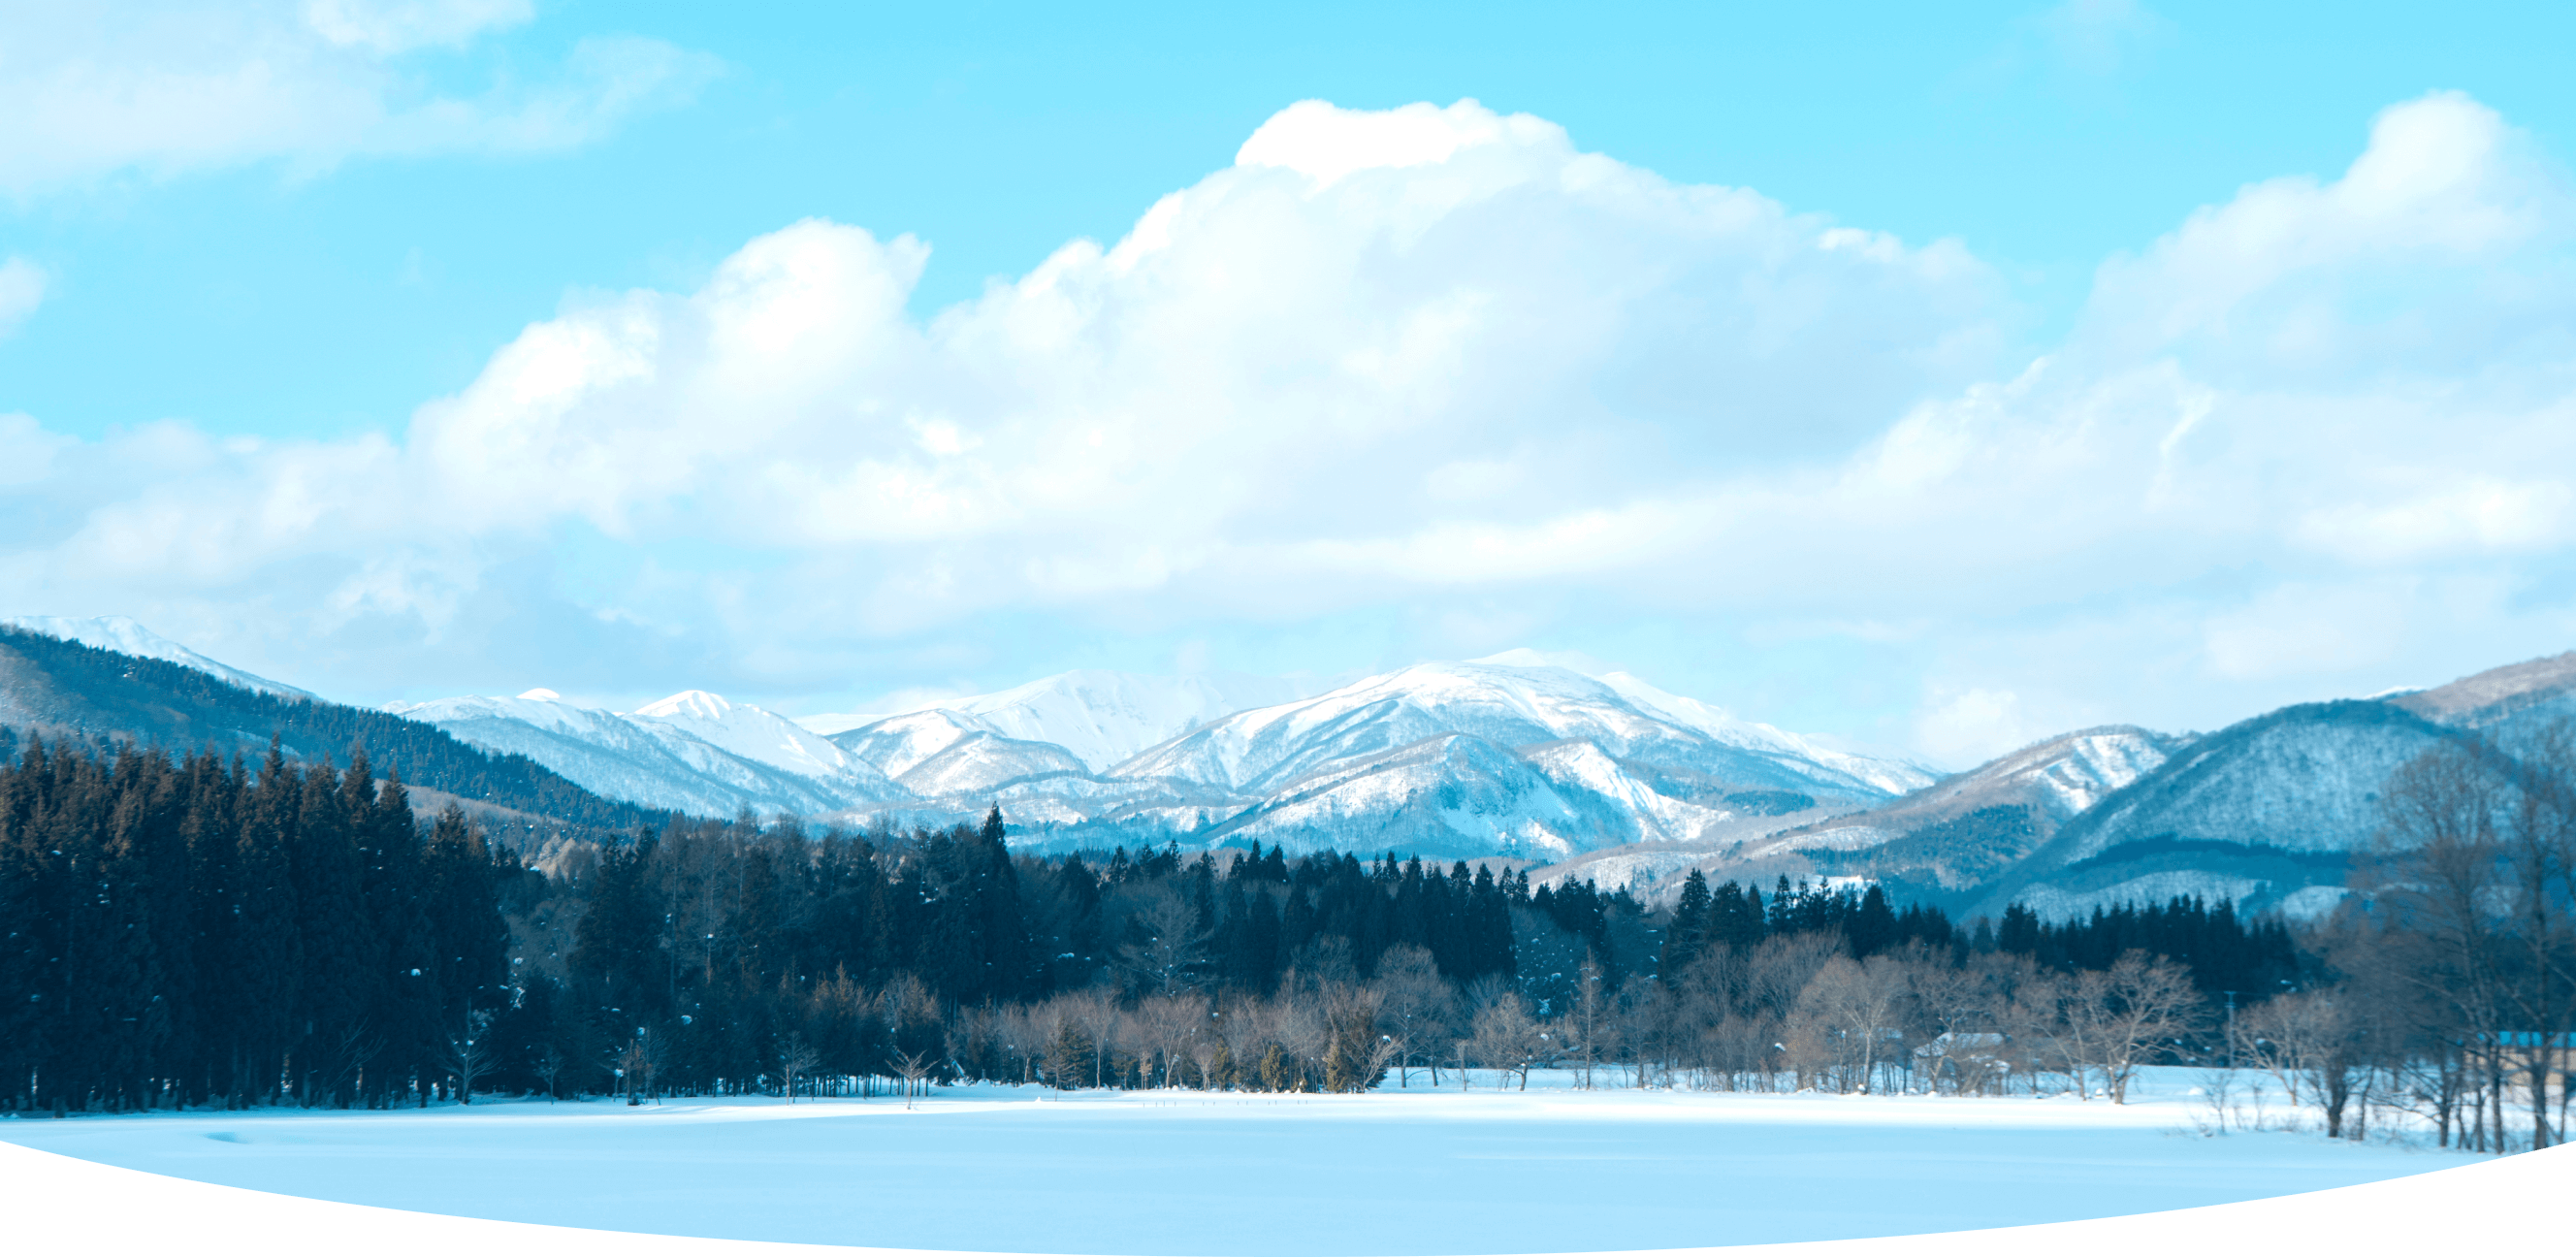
[5,1,2575,766]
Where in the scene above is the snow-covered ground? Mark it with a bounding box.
[0,1069,2486,1255]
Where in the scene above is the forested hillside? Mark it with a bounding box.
[0,625,673,835]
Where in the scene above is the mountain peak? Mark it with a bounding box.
[635,690,732,721]
[517,688,563,702]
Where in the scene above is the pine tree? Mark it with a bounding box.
[235,742,305,1103]
[0,734,52,1111]
[289,756,380,1107]
[1848,884,1896,958]
[1661,869,1712,981]
[1047,1018,1093,1089]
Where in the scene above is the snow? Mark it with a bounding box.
[896,732,1092,797]
[373,656,1927,853]
[3,614,312,699]
[799,670,1308,771]
[2010,728,2174,817]
[1119,661,1919,804]
[2054,717,2440,862]
[389,690,906,818]
[0,1070,2496,1256]
[1588,669,1932,796]
[832,709,1000,779]
[627,690,869,784]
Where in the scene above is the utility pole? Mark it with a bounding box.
[2222,991,2238,1069]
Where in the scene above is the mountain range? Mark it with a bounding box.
[7,613,2573,923]
[394,654,1934,862]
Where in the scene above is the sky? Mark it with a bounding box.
[4,0,2575,768]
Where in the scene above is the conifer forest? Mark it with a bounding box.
[2,730,2567,1154]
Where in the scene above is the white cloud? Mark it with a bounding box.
[0,258,45,336]
[0,413,76,486]
[302,0,530,53]
[1915,686,2045,766]
[0,2,714,194]
[2079,93,2560,369]
[2295,476,2576,563]
[2202,580,2417,682]
[7,93,2576,757]
[1236,98,1540,187]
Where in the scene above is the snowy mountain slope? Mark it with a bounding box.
[1761,725,2183,865]
[1542,725,2190,909]
[827,708,1001,778]
[1512,740,1749,846]
[895,731,1093,797]
[4,615,311,699]
[1579,666,1932,796]
[1965,701,2458,920]
[2391,650,2576,734]
[799,669,1308,770]
[625,690,878,786]
[1112,660,1927,802]
[377,655,1924,849]
[393,690,904,819]
[1198,732,1603,859]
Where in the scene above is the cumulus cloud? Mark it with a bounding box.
[7,92,2576,763]
[0,1,714,194]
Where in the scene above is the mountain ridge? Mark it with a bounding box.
[15,611,2576,926]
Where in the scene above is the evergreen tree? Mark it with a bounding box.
[1660,869,1712,981]
[226,742,304,1103]
[1847,884,1896,958]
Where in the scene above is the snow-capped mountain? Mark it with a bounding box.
[4,615,311,699]
[1487,650,1930,797]
[1757,725,2186,868]
[1079,658,1932,859]
[1528,724,2184,904]
[391,689,904,820]
[800,669,1307,771]
[18,610,2576,923]
[893,731,1094,798]
[1114,659,1929,800]
[1965,701,2456,921]
[404,655,1924,860]
[1543,649,2576,920]
[829,708,1003,778]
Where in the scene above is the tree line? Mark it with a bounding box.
[1,735,513,1113]
[4,725,2564,1156]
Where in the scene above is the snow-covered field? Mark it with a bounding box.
[0,1069,2484,1254]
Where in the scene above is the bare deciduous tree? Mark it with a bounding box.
[438,1006,496,1106]
[1787,955,1913,1094]
[779,1033,821,1103]
[1469,997,1543,1090]
[2083,951,2206,1105]
[1369,945,1458,1086]
[1118,890,1215,997]
[1135,993,1208,1088]
[891,1048,936,1107]
[533,1043,565,1102]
